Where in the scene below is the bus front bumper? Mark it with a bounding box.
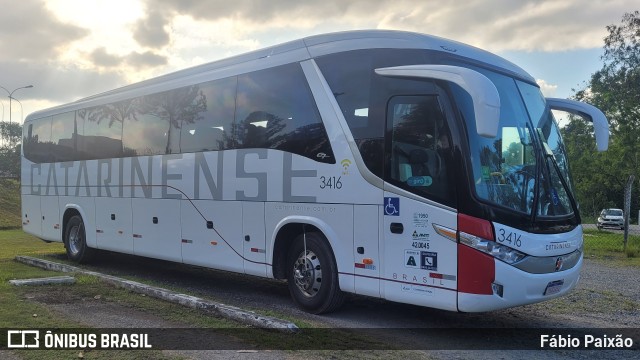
[457,254,582,312]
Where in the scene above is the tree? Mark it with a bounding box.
[566,11,640,219]
[0,121,22,178]
[0,121,22,147]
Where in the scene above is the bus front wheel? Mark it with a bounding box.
[64,215,95,263]
[286,232,344,314]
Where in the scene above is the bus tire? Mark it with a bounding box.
[64,215,95,263]
[286,231,345,314]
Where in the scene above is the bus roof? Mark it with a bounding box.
[26,30,534,121]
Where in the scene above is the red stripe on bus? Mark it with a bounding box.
[458,213,494,240]
[457,243,494,295]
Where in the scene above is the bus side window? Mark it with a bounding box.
[50,111,79,162]
[180,77,237,153]
[386,95,454,206]
[235,63,335,163]
[79,105,124,159]
[24,118,52,163]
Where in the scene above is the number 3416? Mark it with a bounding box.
[497,229,522,247]
[320,176,342,189]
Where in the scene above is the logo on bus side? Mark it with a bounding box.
[404,250,420,268]
[28,150,317,203]
[340,159,351,175]
[420,251,438,271]
[384,197,400,216]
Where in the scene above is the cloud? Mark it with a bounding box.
[536,79,558,97]
[0,0,88,61]
[126,51,169,68]
[145,0,638,52]
[90,47,123,68]
[88,48,168,70]
[133,8,172,49]
[11,0,637,122]
[0,59,125,103]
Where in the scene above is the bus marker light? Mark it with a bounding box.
[432,224,456,242]
[355,262,376,270]
[362,258,374,265]
[210,241,218,246]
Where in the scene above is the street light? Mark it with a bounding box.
[0,85,33,146]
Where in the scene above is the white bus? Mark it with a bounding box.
[22,30,608,314]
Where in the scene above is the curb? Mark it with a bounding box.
[9,275,76,286]
[15,256,299,333]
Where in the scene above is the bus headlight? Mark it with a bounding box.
[459,232,526,264]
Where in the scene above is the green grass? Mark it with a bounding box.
[0,230,406,358]
[0,230,181,359]
[582,228,640,266]
[0,178,21,229]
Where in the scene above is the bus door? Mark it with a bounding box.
[381,93,458,311]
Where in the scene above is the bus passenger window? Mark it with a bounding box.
[50,112,79,162]
[180,77,237,153]
[235,63,334,163]
[24,118,53,163]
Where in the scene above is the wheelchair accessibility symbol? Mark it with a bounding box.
[384,197,400,216]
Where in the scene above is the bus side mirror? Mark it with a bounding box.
[545,98,609,152]
[375,65,500,138]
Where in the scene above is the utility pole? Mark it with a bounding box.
[623,175,634,251]
[0,85,34,146]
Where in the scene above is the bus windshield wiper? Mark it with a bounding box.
[542,143,581,222]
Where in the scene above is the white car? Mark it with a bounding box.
[597,208,625,230]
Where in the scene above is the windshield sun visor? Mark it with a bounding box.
[375,65,500,138]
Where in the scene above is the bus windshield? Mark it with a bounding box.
[516,80,574,217]
[464,70,574,217]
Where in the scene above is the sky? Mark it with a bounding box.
[0,0,636,125]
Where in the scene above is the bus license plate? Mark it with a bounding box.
[543,280,564,295]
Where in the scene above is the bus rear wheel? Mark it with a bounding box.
[64,215,95,263]
[286,231,344,314]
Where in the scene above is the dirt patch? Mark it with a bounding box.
[17,284,289,360]
[23,285,100,305]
